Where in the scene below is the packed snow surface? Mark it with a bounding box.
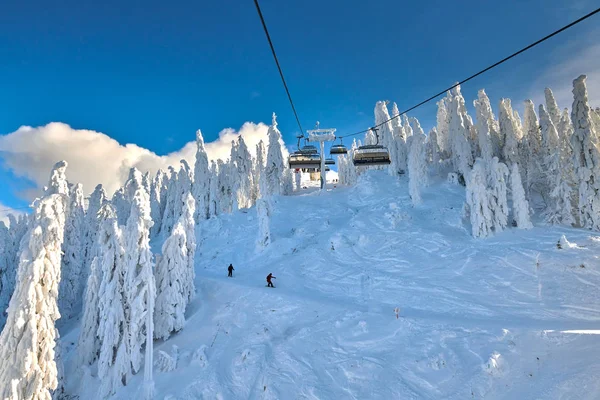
[65,172,600,399]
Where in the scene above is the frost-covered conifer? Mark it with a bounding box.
[232,136,254,208]
[256,161,272,249]
[83,184,107,273]
[253,140,266,201]
[570,75,600,230]
[375,101,395,174]
[407,118,428,205]
[541,106,575,226]
[544,87,561,129]
[390,102,408,173]
[208,161,219,217]
[488,157,510,232]
[45,160,70,196]
[150,170,166,237]
[154,192,196,340]
[97,205,128,397]
[466,159,494,238]
[0,193,67,400]
[78,204,114,366]
[425,127,442,169]
[193,130,211,222]
[521,100,541,198]
[160,166,179,235]
[510,163,533,229]
[474,89,502,160]
[499,99,521,166]
[448,95,473,178]
[59,182,86,320]
[123,173,155,376]
[436,97,451,156]
[265,113,285,196]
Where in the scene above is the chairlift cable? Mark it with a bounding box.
[253,0,305,136]
[338,6,600,139]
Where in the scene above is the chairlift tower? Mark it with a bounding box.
[307,121,336,190]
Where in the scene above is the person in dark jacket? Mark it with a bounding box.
[266,273,276,287]
[228,264,234,277]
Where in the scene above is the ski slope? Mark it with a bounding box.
[65,171,600,399]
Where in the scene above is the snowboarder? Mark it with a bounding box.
[266,273,276,288]
[228,264,234,277]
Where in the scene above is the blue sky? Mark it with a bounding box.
[1,0,599,212]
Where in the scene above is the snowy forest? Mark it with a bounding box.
[0,74,599,399]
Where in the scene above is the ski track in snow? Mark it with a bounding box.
[64,172,600,399]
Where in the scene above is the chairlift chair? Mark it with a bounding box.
[330,138,348,155]
[325,157,335,166]
[352,128,391,166]
[288,152,322,169]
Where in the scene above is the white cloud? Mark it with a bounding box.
[529,30,600,110]
[0,120,276,200]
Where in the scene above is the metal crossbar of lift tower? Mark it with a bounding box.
[307,128,336,142]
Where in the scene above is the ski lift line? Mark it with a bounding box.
[253,0,305,136]
[337,6,600,140]
[0,205,31,213]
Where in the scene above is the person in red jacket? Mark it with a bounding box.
[266,273,276,288]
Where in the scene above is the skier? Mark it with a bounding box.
[228,263,234,277]
[266,273,276,288]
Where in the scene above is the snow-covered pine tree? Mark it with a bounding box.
[390,102,408,174]
[59,182,86,320]
[474,91,495,167]
[0,214,29,327]
[265,113,286,196]
[466,159,494,238]
[160,166,179,235]
[473,89,502,160]
[407,118,428,205]
[217,159,233,214]
[499,99,522,166]
[425,127,442,170]
[282,168,294,195]
[436,97,451,158]
[142,172,151,196]
[447,94,473,179]
[233,136,254,208]
[521,100,541,198]
[509,163,533,229]
[253,140,266,202]
[453,85,479,160]
[193,130,211,222]
[570,75,600,230]
[488,157,510,233]
[78,204,115,366]
[83,184,107,275]
[375,101,395,174]
[208,161,219,217]
[123,171,155,376]
[402,114,413,139]
[112,187,129,226]
[150,170,166,237]
[256,158,272,249]
[45,160,70,196]
[154,191,196,340]
[544,87,562,129]
[0,192,67,400]
[540,105,575,226]
[96,205,128,397]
